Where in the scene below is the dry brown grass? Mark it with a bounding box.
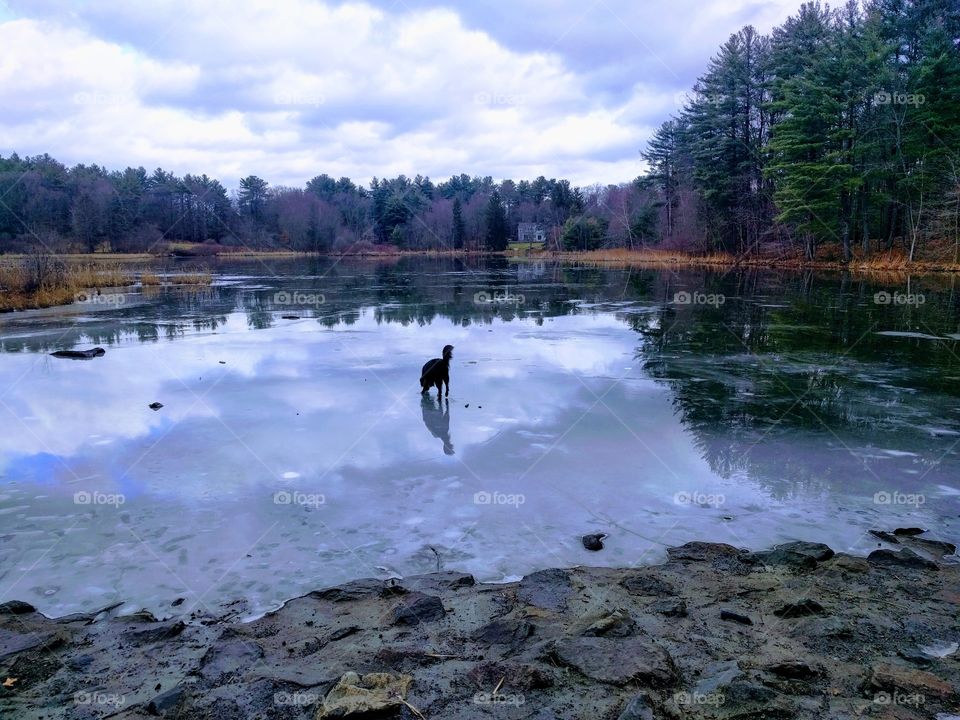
[70,264,130,287]
[2,252,155,262]
[0,256,134,311]
[176,272,212,285]
[139,271,212,287]
[537,247,960,275]
[846,249,960,273]
[0,283,78,311]
[543,248,740,268]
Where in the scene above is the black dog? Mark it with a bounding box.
[420,345,453,397]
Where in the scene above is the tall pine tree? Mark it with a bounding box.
[484,190,509,251]
[452,197,466,249]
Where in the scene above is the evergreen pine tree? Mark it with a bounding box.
[484,190,509,251]
[452,197,466,249]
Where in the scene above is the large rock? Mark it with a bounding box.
[620,573,675,597]
[667,542,744,563]
[472,618,534,646]
[893,527,926,537]
[866,662,955,700]
[316,672,413,718]
[124,619,185,643]
[550,636,677,687]
[389,592,445,625]
[517,568,572,612]
[0,600,36,615]
[312,578,406,603]
[0,627,69,661]
[747,548,817,572]
[146,685,188,717]
[197,636,263,684]
[667,542,753,573]
[374,645,446,671]
[868,548,939,570]
[775,541,835,561]
[904,537,957,557]
[404,571,475,593]
[467,661,553,690]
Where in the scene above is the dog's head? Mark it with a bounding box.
[442,345,454,359]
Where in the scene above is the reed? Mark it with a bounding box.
[0,256,134,311]
[140,271,212,286]
[539,248,960,274]
[173,272,212,285]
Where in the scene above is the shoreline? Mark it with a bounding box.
[5,247,960,273]
[1,247,957,312]
[2,534,957,719]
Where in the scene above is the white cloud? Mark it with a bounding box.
[0,0,804,188]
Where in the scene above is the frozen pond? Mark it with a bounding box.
[1,257,958,618]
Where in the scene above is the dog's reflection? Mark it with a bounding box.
[421,394,454,455]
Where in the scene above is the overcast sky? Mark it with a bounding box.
[0,0,803,189]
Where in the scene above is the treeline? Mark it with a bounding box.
[0,153,664,254]
[640,0,960,260]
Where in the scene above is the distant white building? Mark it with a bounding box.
[516,222,546,244]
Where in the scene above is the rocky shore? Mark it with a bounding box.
[1,536,958,720]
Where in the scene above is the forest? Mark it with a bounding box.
[643,0,960,261]
[0,0,957,262]
[0,156,603,254]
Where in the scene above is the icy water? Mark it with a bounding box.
[1,257,959,618]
